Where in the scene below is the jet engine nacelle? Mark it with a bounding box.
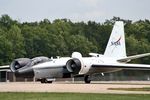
[66,52,90,75]
[10,57,49,77]
[66,58,82,75]
[10,58,33,77]
[10,58,31,73]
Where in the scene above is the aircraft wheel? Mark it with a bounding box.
[47,81,53,83]
[84,75,91,84]
[40,78,46,83]
[41,79,53,84]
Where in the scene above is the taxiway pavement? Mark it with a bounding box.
[0,81,150,94]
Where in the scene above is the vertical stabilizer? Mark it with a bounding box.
[104,21,126,58]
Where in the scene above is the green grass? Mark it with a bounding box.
[0,92,150,100]
[108,87,150,91]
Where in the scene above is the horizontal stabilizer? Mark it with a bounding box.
[92,63,150,70]
[117,53,150,63]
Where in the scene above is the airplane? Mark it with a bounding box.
[9,21,150,83]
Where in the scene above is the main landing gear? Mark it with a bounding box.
[84,75,91,84]
[39,78,53,83]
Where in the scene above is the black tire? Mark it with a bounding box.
[40,79,53,84]
[84,75,91,84]
[40,79,46,83]
[47,81,53,83]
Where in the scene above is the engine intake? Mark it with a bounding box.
[66,58,81,75]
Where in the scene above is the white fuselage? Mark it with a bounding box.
[32,57,71,79]
[32,56,121,79]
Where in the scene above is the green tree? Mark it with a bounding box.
[66,35,98,56]
[0,34,13,65]
[6,25,26,58]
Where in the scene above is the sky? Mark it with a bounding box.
[0,0,150,23]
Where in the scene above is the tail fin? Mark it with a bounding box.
[104,21,126,58]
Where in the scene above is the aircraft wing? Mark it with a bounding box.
[92,63,150,70]
[0,65,10,71]
[0,65,9,69]
[117,53,150,63]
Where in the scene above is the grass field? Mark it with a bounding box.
[0,92,150,100]
[108,87,150,91]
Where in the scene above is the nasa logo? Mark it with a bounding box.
[111,36,121,46]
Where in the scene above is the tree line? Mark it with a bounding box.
[0,15,150,65]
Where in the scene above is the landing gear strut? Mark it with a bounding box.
[84,75,91,84]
